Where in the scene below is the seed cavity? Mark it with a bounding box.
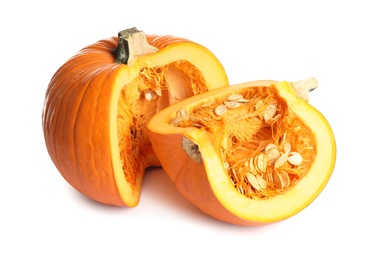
[169,88,313,199]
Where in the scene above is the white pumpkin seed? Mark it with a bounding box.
[255,154,268,173]
[263,102,277,122]
[227,93,243,101]
[288,152,303,166]
[215,104,227,116]
[272,171,284,189]
[224,162,230,170]
[280,171,290,187]
[236,98,249,103]
[144,89,154,101]
[169,117,184,126]
[224,101,241,109]
[283,143,292,154]
[266,149,280,163]
[176,108,189,120]
[256,174,267,189]
[247,173,261,191]
[265,143,278,152]
[274,153,289,169]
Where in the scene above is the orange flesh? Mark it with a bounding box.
[171,86,317,199]
[117,61,208,188]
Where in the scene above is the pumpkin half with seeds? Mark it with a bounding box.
[42,27,228,207]
[148,78,336,225]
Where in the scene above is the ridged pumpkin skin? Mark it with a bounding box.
[148,80,336,225]
[42,33,229,207]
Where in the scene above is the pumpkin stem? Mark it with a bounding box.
[113,27,158,65]
[290,77,318,102]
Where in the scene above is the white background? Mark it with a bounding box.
[1,1,377,259]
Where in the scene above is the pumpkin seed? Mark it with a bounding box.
[144,89,154,101]
[170,117,184,126]
[265,144,280,164]
[263,102,277,122]
[288,152,303,166]
[256,174,267,189]
[283,143,292,154]
[267,149,280,164]
[227,94,243,101]
[254,154,268,173]
[249,158,257,175]
[224,162,230,170]
[272,171,284,189]
[247,173,261,191]
[265,143,278,152]
[145,88,162,101]
[192,123,204,128]
[176,108,189,120]
[265,172,273,184]
[226,93,249,104]
[215,104,227,116]
[236,98,249,103]
[155,89,162,96]
[238,185,244,194]
[273,170,290,189]
[274,153,289,169]
[224,101,241,109]
[280,171,290,187]
[231,168,237,178]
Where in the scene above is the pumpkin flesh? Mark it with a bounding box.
[148,80,336,225]
[114,60,212,201]
[42,30,229,207]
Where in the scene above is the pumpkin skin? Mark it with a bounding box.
[42,29,229,207]
[148,80,336,225]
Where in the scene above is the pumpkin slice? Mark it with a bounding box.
[42,27,229,207]
[148,79,336,225]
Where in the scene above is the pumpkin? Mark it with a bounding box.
[42,27,229,207]
[148,78,336,225]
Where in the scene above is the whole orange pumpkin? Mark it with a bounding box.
[42,28,229,207]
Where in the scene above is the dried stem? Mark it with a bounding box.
[113,27,158,65]
[291,77,318,102]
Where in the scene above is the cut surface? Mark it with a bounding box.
[170,85,316,199]
[117,61,208,192]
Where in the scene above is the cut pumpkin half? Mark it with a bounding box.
[148,79,336,225]
[42,28,229,207]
